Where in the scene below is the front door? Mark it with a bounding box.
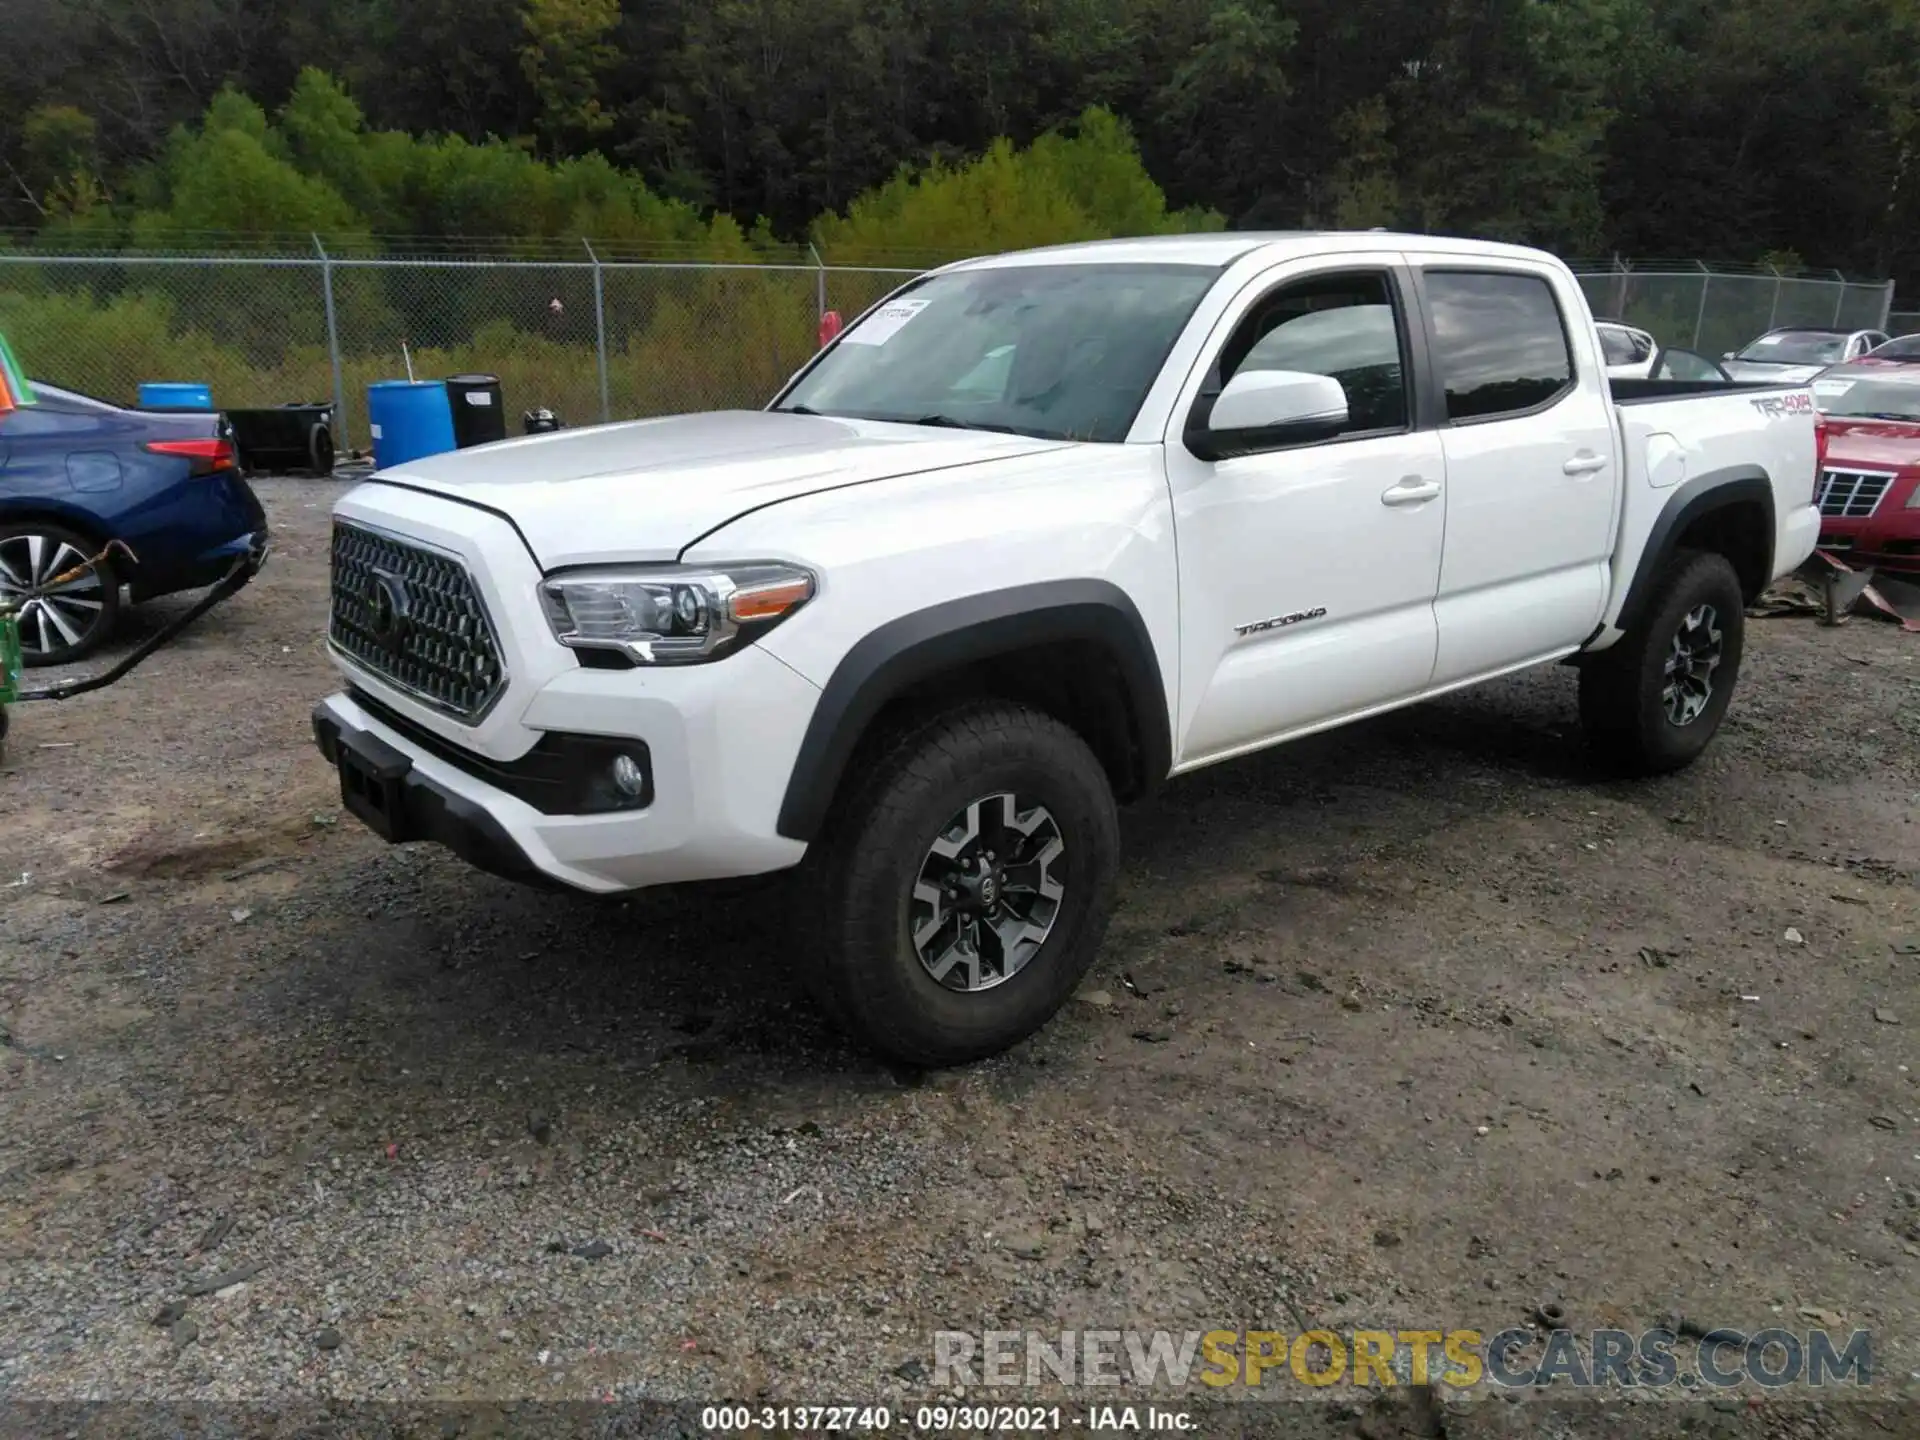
[1162,258,1446,766]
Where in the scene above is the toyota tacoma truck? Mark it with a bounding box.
[313,233,1822,1066]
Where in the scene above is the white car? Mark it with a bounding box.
[1597,321,1658,379]
[1858,333,1920,363]
[314,233,1822,1065]
[1723,327,1890,383]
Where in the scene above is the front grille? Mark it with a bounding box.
[1815,468,1894,519]
[329,521,505,722]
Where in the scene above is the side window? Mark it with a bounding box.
[1598,329,1636,366]
[1423,270,1575,422]
[1212,271,1410,436]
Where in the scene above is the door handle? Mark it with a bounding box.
[1381,476,1442,506]
[1563,454,1609,476]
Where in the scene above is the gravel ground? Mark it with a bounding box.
[2,478,1919,1435]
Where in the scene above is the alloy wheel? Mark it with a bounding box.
[0,532,109,660]
[909,791,1066,992]
[1662,603,1723,726]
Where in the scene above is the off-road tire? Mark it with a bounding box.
[1579,549,1745,775]
[804,699,1121,1067]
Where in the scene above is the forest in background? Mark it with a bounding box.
[1,0,1914,436]
[1,0,1917,283]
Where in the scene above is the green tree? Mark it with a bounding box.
[131,124,364,247]
[279,70,371,203]
[520,0,621,152]
[1323,96,1401,230]
[1150,0,1298,222]
[813,105,1219,262]
[18,106,101,212]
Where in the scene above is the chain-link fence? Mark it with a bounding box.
[1890,310,1920,337]
[1570,260,1896,359]
[0,244,1895,454]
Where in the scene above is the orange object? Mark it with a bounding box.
[817,310,844,348]
[728,575,814,621]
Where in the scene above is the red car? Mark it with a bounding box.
[1809,360,1920,576]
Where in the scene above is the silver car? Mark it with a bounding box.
[1722,327,1890,383]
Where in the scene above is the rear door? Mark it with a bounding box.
[1403,260,1620,686]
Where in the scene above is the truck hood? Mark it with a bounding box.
[1723,360,1828,384]
[361,410,1073,566]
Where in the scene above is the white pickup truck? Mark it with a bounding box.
[314,233,1821,1065]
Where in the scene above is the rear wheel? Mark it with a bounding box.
[0,522,120,667]
[308,423,336,477]
[1579,549,1744,775]
[805,700,1121,1066]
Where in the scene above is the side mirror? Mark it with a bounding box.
[1190,369,1349,459]
[1721,351,1736,362]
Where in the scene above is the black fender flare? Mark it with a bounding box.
[775,579,1173,843]
[1611,466,1775,639]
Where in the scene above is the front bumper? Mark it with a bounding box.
[1818,515,1920,576]
[313,705,553,888]
[311,643,819,893]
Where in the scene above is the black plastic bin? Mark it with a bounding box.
[226,403,335,476]
[445,374,507,448]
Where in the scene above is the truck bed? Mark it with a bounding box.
[1596,378,1820,640]
[1608,377,1798,404]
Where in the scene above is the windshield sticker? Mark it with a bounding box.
[840,297,932,346]
[1813,380,1854,396]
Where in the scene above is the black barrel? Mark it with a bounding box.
[444,374,507,448]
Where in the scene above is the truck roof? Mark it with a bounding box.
[940,231,1563,273]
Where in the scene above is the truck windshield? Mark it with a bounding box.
[776,262,1218,442]
[1734,332,1848,366]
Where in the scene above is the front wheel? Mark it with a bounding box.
[1579,549,1745,775]
[805,700,1121,1066]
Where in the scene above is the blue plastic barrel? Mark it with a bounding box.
[138,381,214,409]
[367,380,456,469]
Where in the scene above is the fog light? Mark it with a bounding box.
[611,753,648,797]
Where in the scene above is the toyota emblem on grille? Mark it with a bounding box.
[368,569,412,652]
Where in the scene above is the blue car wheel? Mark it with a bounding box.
[0,521,120,666]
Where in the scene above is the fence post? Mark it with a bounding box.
[1691,267,1712,352]
[1766,268,1782,333]
[1880,281,1896,331]
[1831,282,1846,327]
[313,234,348,457]
[1609,255,1627,322]
[809,242,827,321]
[583,238,610,424]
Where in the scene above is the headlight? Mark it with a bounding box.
[539,562,815,664]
